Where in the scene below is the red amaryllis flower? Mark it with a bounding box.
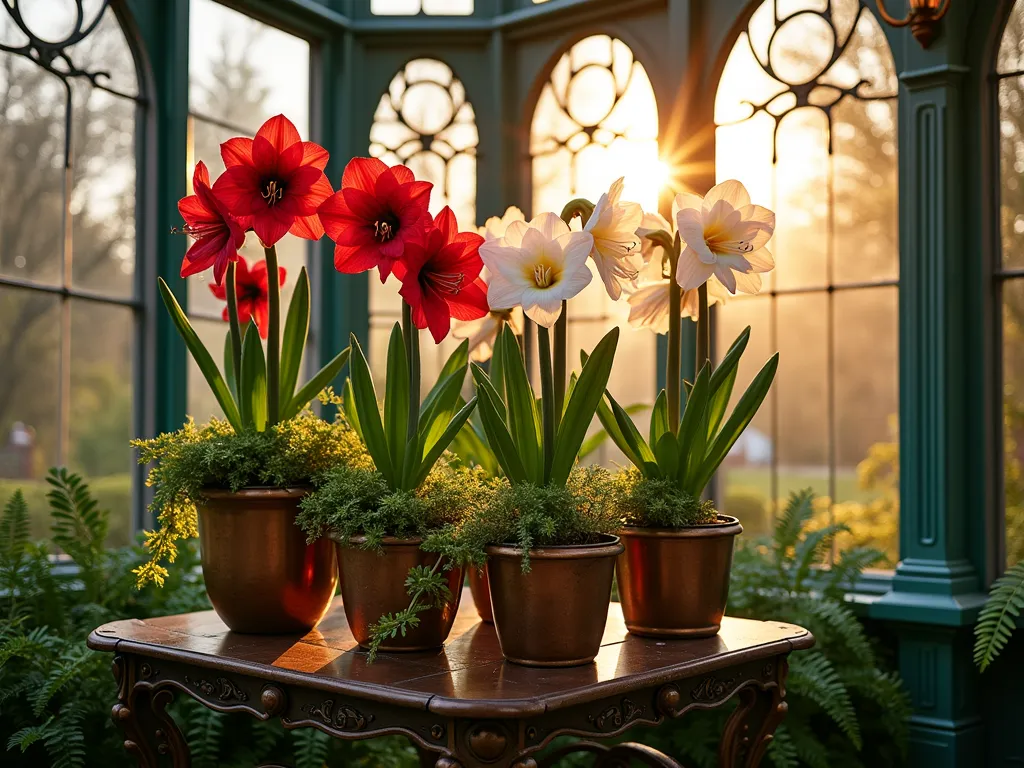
[178,161,247,285]
[318,157,432,282]
[212,114,333,248]
[209,258,287,340]
[394,206,488,344]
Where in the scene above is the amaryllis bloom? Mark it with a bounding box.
[452,268,525,362]
[213,114,333,248]
[319,157,432,282]
[477,206,526,241]
[584,177,644,300]
[394,206,488,344]
[209,258,287,340]
[178,161,246,285]
[674,179,775,294]
[627,255,729,334]
[479,212,594,328]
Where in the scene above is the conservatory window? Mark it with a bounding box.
[0,3,142,545]
[712,0,900,562]
[186,0,312,422]
[371,0,473,15]
[367,58,479,388]
[529,34,661,464]
[996,0,1024,567]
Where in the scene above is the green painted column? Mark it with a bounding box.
[869,7,989,762]
[125,0,189,437]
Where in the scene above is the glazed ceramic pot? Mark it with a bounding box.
[198,487,338,634]
[486,535,623,667]
[333,535,464,651]
[616,516,742,638]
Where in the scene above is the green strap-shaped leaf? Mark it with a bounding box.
[348,334,395,485]
[489,330,508,405]
[654,432,680,476]
[676,363,711,482]
[279,266,310,406]
[693,353,779,493]
[549,327,619,486]
[594,394,641,469]
[158,278,242,431]
[282,347,351,421]
[342,376,362,440]
[239,321,267,431]
[418,368,468,461]
[451,417,500,476]
[412,397,479,488]
[583,402,647,461]
[706,327,750,439]
[471,364,528,484]
[420,339,469,417]
[649,390,670,447]
[498,325,542,482]
[607,391,659,474]
[384,323,409,482]
[224,331,237,400]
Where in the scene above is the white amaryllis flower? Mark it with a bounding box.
[585,177,644,300]
[452,268,525,362]
[674,179,775,295]
[626,245,729,333]
[479,212,594,327]
[477,206,526,241]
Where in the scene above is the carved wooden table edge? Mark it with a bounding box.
[87,622,814,768]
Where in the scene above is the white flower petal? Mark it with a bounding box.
[745,245,775,272]
[628,282,671,333]
[676,249,716,291]
[714,262,738,293]
[732,269,763,295]
[480,243,530,284]
[530,211,570,240]
[486,274,526,311]
[555,258,594,301]
[558,231,594,268]
[501,219,530,248]
[672,191,704,222]
[705,179,751,211]
[522,289,564,327]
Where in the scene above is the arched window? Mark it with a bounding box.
[367,58,479,386]
[0,2,142,544]
[996,1,1024,567]
[530,34,661,457]
[713,0,899,560]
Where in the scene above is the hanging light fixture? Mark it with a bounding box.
[876,0,951,49]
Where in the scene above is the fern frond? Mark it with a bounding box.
[822,546,885,598]
[44,704,86,768]
[0,676,36,713]
[788,651,861,749]
[0,489,30,566]
[6,718,52,752]
[46,467,109,565]
[773,490,814,563]
[797,598,875,666]
[787,718,830,768]
[793,523,848,588]
[31,648,94,716]
[182,699,224,768]
[974,560,1024,672]
[765,724,797,768]
[292,727,330,768]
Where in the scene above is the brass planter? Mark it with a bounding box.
[616,516,742,638]
[486,536,623,667]
[333,535,464,652]
[467,565,493,623]
[197,487,338,634]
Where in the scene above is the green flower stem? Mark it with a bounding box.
[225,260,242,396]
[264,244,281,425]
[402,301,421,444]
[556,198,595,418]
[696,281,710,374]
[666,233,682,428]
[537,324,557,484]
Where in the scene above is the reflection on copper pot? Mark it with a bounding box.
[333,535,463,652]
[616,516,742,638]
[198,487,338,634]
[467,564,493,623]
[486,536,623,667]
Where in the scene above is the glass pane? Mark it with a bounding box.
[714,296,774,537]
[370,0,474,13]
[1003,279,1024,567]
[999,0,1024,75]
[189,0,309,133]
[70,300,133,546]
[70,80,136,297]
[833,287,899,565]
[0,53,65,287]
[999,76,1024,269]
[187,316,230,424]
[65,6,140,97]
[0,287,60,540]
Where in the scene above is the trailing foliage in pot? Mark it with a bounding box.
[300,158,493,658]
[623,490,911,768]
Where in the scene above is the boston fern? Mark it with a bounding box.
[974,559,1024,672]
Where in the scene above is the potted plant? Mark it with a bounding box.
[465,196,640,667]
[604,179,778,637]
[132,115,354,633]
[301,159,489,658]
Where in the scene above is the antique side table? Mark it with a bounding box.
[87,589,813,768]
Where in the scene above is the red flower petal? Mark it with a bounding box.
[421,286,454,343]
[290,213,325,240]
[342,157,388,191]
[342,186,384,221]
[252,135,279,175]
[192,161,211,190]
[180,248,216,278]
[213,165,265,215]
[252,208,293,247]
[220,137,253,168]
[389,164,415,184]
[433,206,459,242]
[210,280,227,300]
[256,114,301,153]
[334,243,384,275]
[446,277,489,321]
[252,301,270,339]
[302,142,329,171]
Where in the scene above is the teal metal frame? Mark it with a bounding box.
[105,0,1022,764]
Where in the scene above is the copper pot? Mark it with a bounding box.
[616,516,742,638]
[197,487,338,634]
[486,535,623,667]
[333,535,464,652]
[467,565,493,623]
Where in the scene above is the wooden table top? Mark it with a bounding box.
[89,589,813,719]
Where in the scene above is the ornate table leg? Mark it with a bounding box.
[717,659,789,768]
[110,655,191,768]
